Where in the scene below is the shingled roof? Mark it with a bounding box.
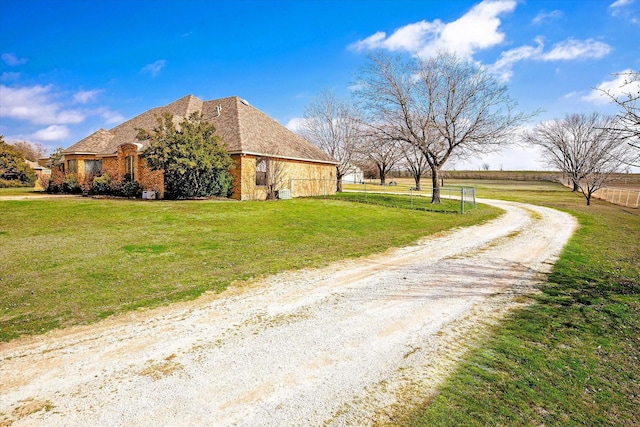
[63,95,336,164]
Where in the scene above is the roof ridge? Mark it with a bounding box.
[62,94,335,164]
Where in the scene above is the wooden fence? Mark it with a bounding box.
[593,187,640,208]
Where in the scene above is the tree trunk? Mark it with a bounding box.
[413,175,421,190]
[572,181,579,192]
[379,165,386,185]
[431,166,441,203]
[336,172,343,192]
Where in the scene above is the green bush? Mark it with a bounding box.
[0,137,37,186]
[91,173,113,195]
[62,173,81,193]
[139,112,234,199]
[120,180,141,198]
[0,178,34,188]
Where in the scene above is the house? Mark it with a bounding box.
[61,95,338,200]
[342,164,364,184]
[24,159,51,189]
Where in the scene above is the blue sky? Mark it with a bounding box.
[1,0,639,170]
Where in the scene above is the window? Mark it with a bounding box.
[68,159,77,173]
[84,160,102,176]
[125,155,135,181]
[255,157,267,186]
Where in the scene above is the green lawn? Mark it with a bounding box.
[328,191,474,213]
[2,182,638,426]
[399,182,640,427]
[0,194,499,342]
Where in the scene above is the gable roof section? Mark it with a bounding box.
[63,128,114,155]
[63,95,336,165]
[204,97,335,163]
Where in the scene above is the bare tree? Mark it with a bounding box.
[355,51,531,203]
[252,140,288,200]
[398,141,429,190]
[255,155,287,200]
[523,113,633,205]
[10,141,46,162]
[356,134,402,185]
[600,70,640,165]
[299,90,361,192]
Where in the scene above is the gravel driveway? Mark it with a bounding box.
[0,199,577,426]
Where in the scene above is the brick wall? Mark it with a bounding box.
[137,158,164,197]
[64,150,333,201]
[232,154,336,200]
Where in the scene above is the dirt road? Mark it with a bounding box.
[0,200,577,426]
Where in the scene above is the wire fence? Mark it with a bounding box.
[289,179,336,198]
[338,183,477,214]
[287,179,477,213]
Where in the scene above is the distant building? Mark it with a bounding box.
[25,159,51,189]
[342,164,364,184]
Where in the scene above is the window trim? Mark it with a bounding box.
[125,155,135,181]
[255,157,267,186]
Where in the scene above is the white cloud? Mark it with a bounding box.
[542,38,611,61]
[350,0,516,59]
[562,91,580,100]
[488,37,612,82]
[388,21,444,54]
[532,10,563,25]
[0,84,85,124]
[350,0,613,84]
[285,117,307,133]
[1,53,28,66]
[31,125,70,141]
[350,31,389,51]
[435,0,516,58]
[73,89,102,104]
[98,108,126,124]
[608,0,638,23]
[141,60,166,77]
[610,0,634,9]
[582,69,640,104]
[0,84,124,130]
[489,37,544,81]
[1,72,20,81]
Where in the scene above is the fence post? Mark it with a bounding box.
[410,188,413,209]
[460,187,464,214]
[635,191,640,208]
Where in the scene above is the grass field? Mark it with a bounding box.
[398,180,640,426]
[0,193,499,342]
[328,191,474,213]
[2,180,638,426]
